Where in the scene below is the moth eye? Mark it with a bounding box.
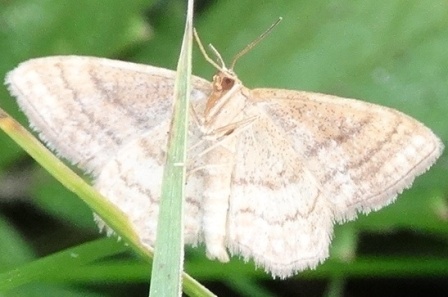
[222,77,235,90]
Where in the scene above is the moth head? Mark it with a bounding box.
[212,69,237,92]
[204,69,242,121]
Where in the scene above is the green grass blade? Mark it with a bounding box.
[0,238,128,291]
[148,0,195,296]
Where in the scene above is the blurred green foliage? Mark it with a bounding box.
[0,0,447,296]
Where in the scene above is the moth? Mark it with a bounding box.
[5,28,443,278]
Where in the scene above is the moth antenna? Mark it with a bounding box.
[194,28,225,71]
[208,44,226,69]
[230,17,282,70]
